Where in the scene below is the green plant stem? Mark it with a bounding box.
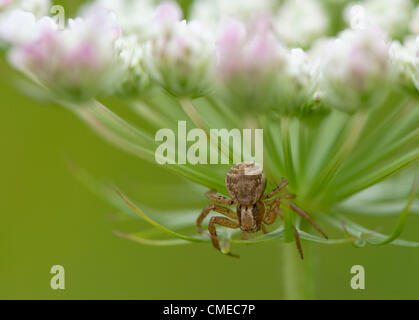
[280,117,297,189]
[281,242,315,300]
[179,96,237,163]
[312,109,368,203]
[180,96,208,131]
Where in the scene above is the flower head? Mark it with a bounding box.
[277,48,318,115]
[144,2,215,97]
[2,9,124,101]
[216,18,317,114]
[80,0,155,41]
[344,0,414,39]
[0,0,13,10]
[215,18,282,110]
[216,19,279,78]
[0,0,50,16]
[274,0,329,49]
[389,36,419,96]
[0,9,38,45]
[115,35,150,96]
[0,0,51,46]
[315,26,391,112]
[190,0,277,31]
[410,5,419,35]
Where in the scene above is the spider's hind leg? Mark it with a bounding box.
[208,216,240,258]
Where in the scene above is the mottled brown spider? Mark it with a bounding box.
[197,162,328,258]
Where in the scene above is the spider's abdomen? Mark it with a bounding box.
[226,162,266,205]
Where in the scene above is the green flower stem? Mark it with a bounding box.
[312,109,369,203]
[130,100,174,130]
[180,96,208,131]
[280,117,297,189]
[206,96,243,129]
[282,242,315,300]
[179,96,238,164]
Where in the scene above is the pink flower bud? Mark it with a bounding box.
[154,1,182,25]
[3,9,124,101]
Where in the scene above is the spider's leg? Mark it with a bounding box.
[274,208,304,260]
[261,225,268,234]
[208,216,240,258]
[263,205,279,225]
[289,202,328,239]
[265,197,280,208]
[291,225,304,260]
[197,204,237,233]
[205,190,233,205]
[262,178,289,200]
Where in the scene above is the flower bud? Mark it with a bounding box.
[116,35,150,96]
[3,9,124,101]
[190,0,277,32]
[215,19,282,111]
[389,36,419,96]
[80,0,155,41]
[216,19,317,115]
[0,0,50,17]
[274,0,329,49]
[410,6,419,35]
[0,0,13,10]
[316,27,391,112]
[17,0,50,16]
[277,48,318,115]
[144,2,215,97]
[344,0,414,39]
[0,9,38,45]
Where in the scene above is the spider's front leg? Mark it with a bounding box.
[197,204,237,233]
[260,201,292,233]
[262,178,289,200]
[262,196,292,232]
[263,204,280,227]
[208,216,240,258]
[205,190,234,205]
[266,197,328,240]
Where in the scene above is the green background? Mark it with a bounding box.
[1,0,419,300]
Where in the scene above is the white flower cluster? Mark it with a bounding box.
[0,0,50,17]
[143,2,215,97]
[80,0,155,41]
[314,27,391,112]
[0,0,417,109]
[390,36,419,95]
[344,0,414,38]
[214,18,282,110]
[0,7,123,101]
[410,6,419,35]
[275,0,329,49]
[190,0,329,48]
[215,18,317,114]
[190,0,278,31]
